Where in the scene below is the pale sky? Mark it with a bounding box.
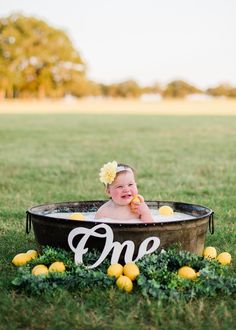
[0,0,236,88]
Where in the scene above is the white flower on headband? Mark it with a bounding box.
[99,161,117,185]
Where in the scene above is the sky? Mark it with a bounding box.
[0,0,236,89]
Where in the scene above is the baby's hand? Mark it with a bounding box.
[130,194,143,214]
[130,194,153,223]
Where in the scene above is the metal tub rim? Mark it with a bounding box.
[26,199,214,229]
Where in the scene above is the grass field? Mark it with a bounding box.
[0,105,236,329]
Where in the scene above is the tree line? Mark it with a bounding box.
[1,14,236,100]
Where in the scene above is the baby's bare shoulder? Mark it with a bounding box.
[95,201,111,219]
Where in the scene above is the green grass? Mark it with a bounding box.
[0,114,236,330]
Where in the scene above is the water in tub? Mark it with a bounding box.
[43,209,196,223]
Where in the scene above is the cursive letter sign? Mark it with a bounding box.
[68,223,160,268]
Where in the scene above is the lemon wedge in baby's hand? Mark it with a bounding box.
[130,195,142,213]
[69,213,85,221]
[158,205,174,216]
[130,195,141,204]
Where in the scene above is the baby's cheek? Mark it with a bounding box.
[112,190,121,199]
[132,186,138,195]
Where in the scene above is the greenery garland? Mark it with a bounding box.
[136,249,236,301]
[11,246,236,300]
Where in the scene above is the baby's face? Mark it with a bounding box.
[107,171,138,206]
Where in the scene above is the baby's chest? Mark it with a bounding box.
[111,207,138,220]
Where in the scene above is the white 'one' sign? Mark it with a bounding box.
[68,223,160,268]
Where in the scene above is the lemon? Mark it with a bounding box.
[116,275,133,293]
[107,263,123,278]
[177,266,197,280]
[12,253,32,266]
[123,263,140,281]
[203,246,217,259]
[130,195,141,213]
[69,213,85,221]
[32,264,49,276]
[26,249,38,260]
[48,261,66,272]
[217,252,232,265]
[130,195,141,204]
[159,205,174,216]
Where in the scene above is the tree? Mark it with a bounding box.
[206,84,236,98]
[163,80,202,98]
[102,80,142,98]
[141,82,163,96]
[0,13,86,98]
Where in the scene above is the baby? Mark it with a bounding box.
[95,161,153,222]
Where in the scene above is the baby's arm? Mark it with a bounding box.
[130,195,153,223]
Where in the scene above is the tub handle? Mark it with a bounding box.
[26,211,32,234]
[209,212,214,234]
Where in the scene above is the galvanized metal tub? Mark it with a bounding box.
[26,200,214,256]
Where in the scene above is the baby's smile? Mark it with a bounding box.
[121,193,132,200]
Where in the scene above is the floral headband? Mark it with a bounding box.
[99,161,132,185]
